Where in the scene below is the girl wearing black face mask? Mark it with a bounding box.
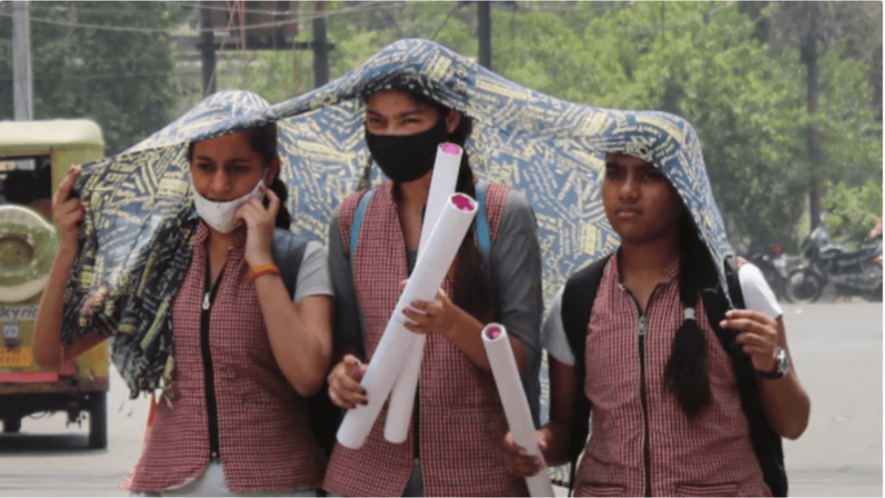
[322,89,544,497]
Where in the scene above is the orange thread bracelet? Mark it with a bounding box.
[247,263,281,284]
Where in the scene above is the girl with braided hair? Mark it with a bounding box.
[323,87,544,497]
[504,148,810,497]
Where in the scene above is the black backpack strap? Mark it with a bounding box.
[702,256,788,497]
[724,256,746,310]
[270,228,309,296]
[560,253,612,495]
[270,228,339,463]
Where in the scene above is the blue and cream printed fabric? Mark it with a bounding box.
[63,38,735,399]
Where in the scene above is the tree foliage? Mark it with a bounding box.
[319,1,882,248]
[822,179,883,246]
[0,1,182,154]
[2,1,878,249]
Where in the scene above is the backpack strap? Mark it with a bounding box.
[270,228,340,462]
[725,256,746,309]
[349,186,377,274]
[341,187,377,361]
[269,228,309,297]
[475,179,492,265]
[476,179,545,428]
[702,256,788,497]
[560,253,612,495]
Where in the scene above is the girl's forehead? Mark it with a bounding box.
[192,132,258,158]
[366,90,437,113]
[367,89,414,105]
[606,153,654,168]
[195,131,247,146]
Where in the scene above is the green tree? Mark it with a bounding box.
[212,49,311,106]
[822,179,883,245]
[761,1,883,232]
[0,1,184,154]
[487,2,811,245]
[490,2,880,248]
[327,1,477,80]
[196,1,881,249]
[213,2,480,99]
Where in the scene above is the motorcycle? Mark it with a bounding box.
[785,226,883,304]
[743,241,790,301]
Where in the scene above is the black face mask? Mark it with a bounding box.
[365,117,449,183]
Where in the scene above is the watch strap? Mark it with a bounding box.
[755,348,789,380]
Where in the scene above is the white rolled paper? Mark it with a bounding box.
[384,341,423,443]
[337,193,479,449]
[481,323,554,498]
[417,143,464,251]
[385,142,464,443]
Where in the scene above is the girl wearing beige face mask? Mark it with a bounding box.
[33,124,334,497]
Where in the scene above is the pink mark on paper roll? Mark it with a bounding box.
[440,143,462,155]
[486,326,503,340]
[451,194,475,212]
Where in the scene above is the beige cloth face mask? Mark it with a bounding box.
[191,177,265,233]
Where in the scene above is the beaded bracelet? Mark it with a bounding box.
[247,263,282,284]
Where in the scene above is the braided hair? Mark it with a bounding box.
[663,212,719,419]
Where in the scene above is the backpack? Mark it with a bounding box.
[349,180,542,428]
[560,254,787,496]
[271,228,341,460]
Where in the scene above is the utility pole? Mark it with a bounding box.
[199,0,217,97]
[312,1,329,88]
[189,1,333,94]
[802,5,822,230]
[477,1,492,69]
[12,1,33,121]
[273,0,290,49]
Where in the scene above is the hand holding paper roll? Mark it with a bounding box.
[482,323,554,497]
[336,192,478,449]
[327,354,368,410]
[401,288,462,335]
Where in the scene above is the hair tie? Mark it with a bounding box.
[684,307,697,322]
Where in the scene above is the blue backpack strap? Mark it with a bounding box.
[349,187,377,272]
[475,180,541,429]
[346,187,377,360]
[476,180,491,262]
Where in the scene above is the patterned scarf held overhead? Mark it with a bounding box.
[62,38,734,400]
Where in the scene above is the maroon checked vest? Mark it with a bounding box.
[323,181,528,497]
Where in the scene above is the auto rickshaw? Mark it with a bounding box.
[0,119,108,449]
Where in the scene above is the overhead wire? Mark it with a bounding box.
[0,1,404,35]
[174,0,400,16]
[1,1,740,85]
[23,0,403,18]
[518,2,633,15]
[429,3,460,41]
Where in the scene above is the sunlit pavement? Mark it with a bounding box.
[1,303,880,497]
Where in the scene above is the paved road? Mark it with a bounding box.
[0,302,880,496]
[778,302,882,497]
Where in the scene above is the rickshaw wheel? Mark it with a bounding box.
[2,417,21,434]
[87,392,107,449]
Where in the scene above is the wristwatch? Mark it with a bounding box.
[755,347,790,380]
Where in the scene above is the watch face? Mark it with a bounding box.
[776,349,789,374]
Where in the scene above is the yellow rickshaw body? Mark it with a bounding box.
[0,120,108,408]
